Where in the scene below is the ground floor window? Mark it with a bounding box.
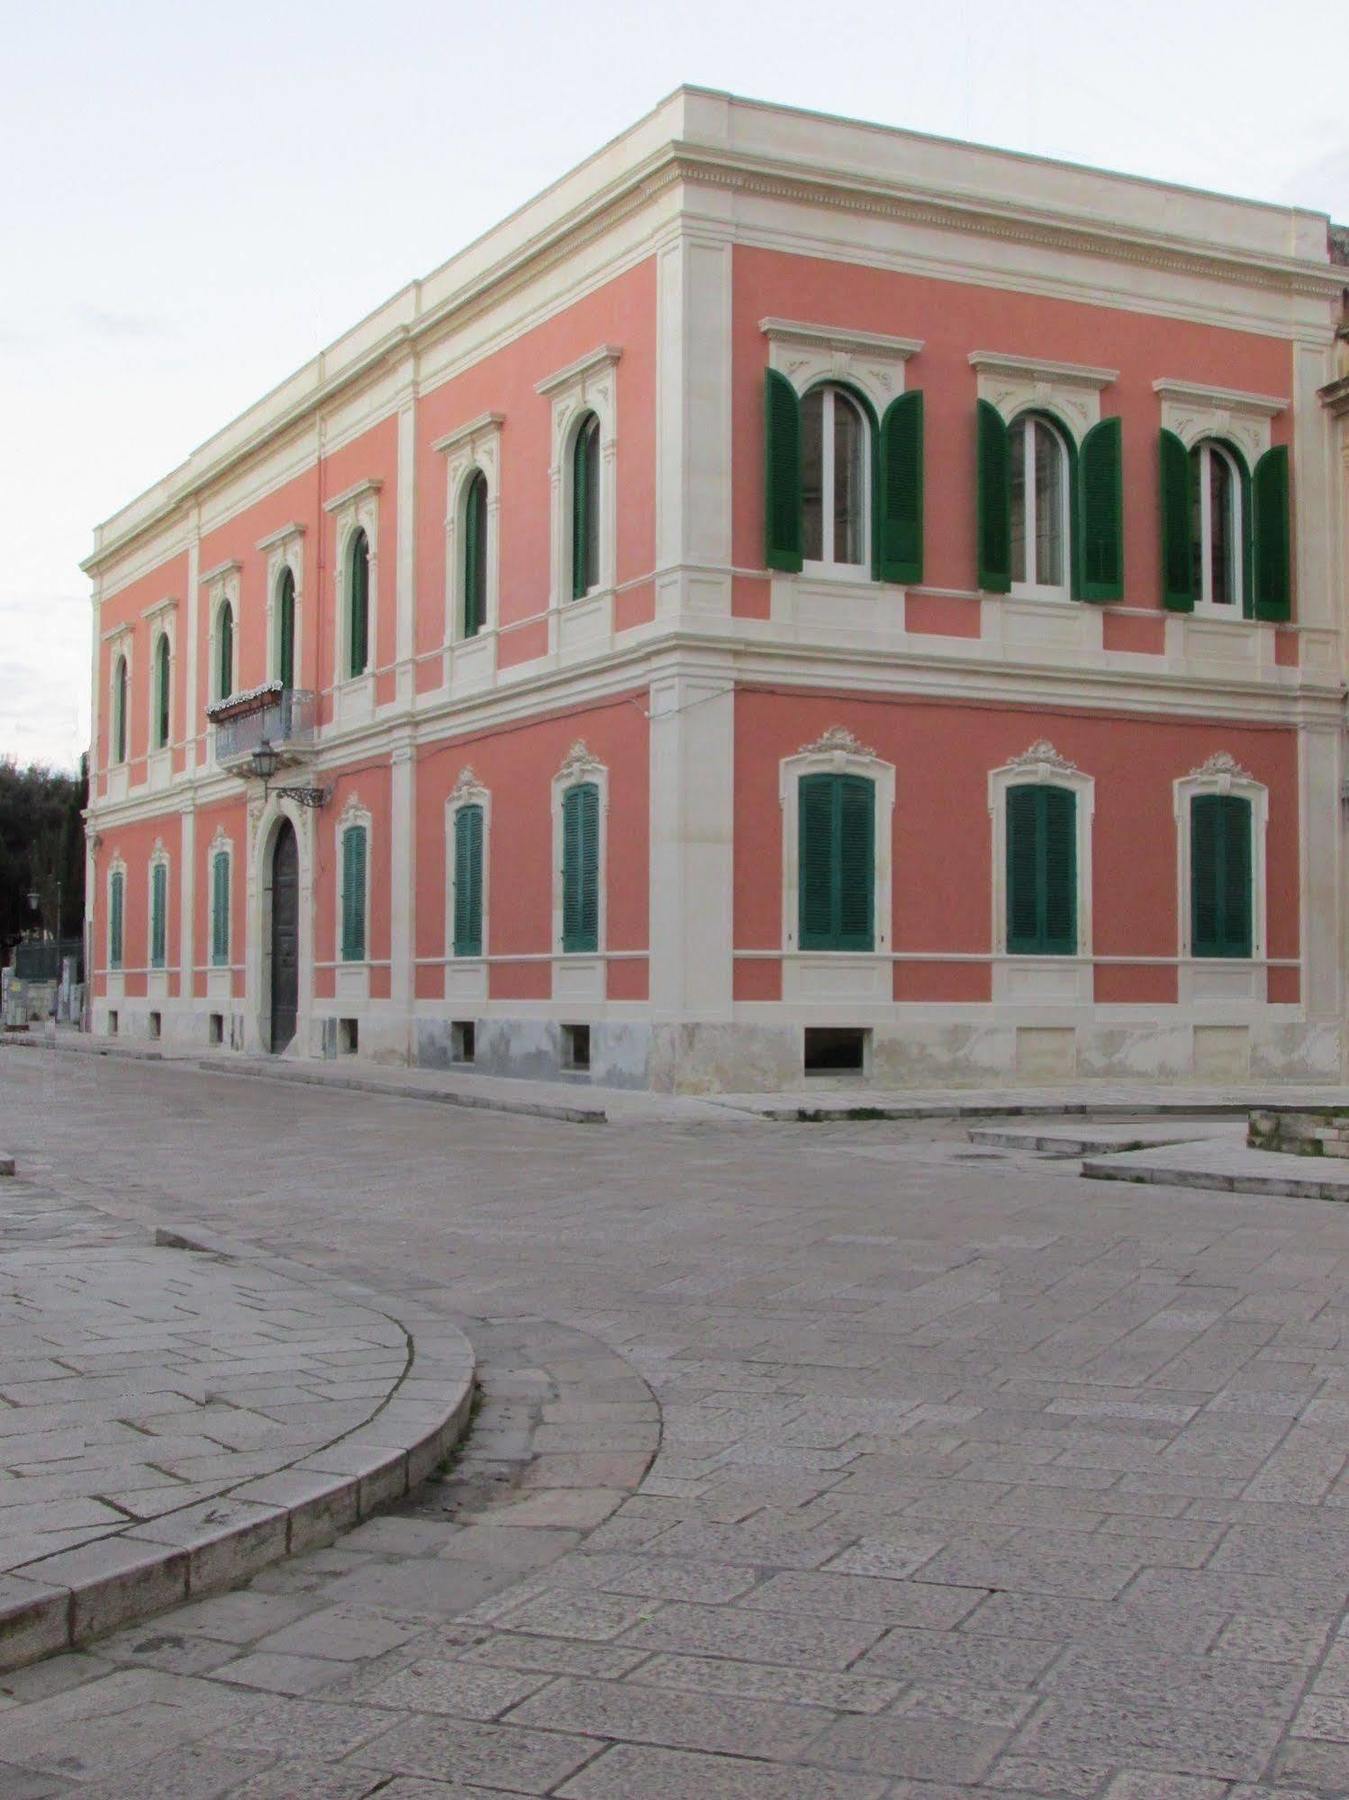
[1006,783,1077,955]
[340,824,368,962]
[150,861,168,969]
[561,782,599,954]
[798,772,876,952]
[1191,793,1253,957]
[452,803,484,957]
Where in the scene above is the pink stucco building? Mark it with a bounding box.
[83,89,1349,1090]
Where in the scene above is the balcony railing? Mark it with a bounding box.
[210,686,316,766]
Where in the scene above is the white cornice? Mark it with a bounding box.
[141,596,178,622]
[1151,378,1287,417]
[760,319,924,361]
[323,477,383,515]
[255,520,306,552]
[535,345,623,398]
[199,559,241,586]
[969,352,1117,389]
[432,412,506,456]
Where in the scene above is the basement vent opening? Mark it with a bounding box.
[451,1020,476,1064]
[338,1018,359,1056]
[804,1026,869,1075]
[561,1023,591,1072]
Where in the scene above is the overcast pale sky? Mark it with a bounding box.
[3,0,1344,772]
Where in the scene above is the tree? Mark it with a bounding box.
[0,757,86,965]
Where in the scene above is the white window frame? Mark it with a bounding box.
[208,830,233,979]
[107,637,132,768]
[538,347,620,612]
[1173,753,1267,966]
[323,479,382,693]
[549,741,608,1004]
[446,768,492,963]
[434,413,503,649]
[778,728,895,957]
[141,597,177,767]
[202,560,242,710]
[1190,439,1246,616]
[148,844,171,980]
[335,799,373,986]
[257,522,305,686]
[800,385,872,577]
[107,857,127,976]
[1008,412,1072,600]
[988,741,1094,1003]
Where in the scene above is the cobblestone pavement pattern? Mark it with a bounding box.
[4,1046,1349,1797]
[0,1186,414,1581]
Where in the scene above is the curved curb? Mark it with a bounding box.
[0,1225,476,1673]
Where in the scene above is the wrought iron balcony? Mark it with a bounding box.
[210,684,316,767]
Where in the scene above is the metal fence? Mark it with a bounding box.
[213,689,316,764]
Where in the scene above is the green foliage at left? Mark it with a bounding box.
[0,756,86,961]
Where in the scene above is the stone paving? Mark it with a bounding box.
[5,1044,1349,1794]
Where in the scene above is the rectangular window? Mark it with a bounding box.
[109,871,124,970]
[340,824,367,962]
[452,804,484,958]
[150,862,168,969]
[1191,794,1253,958]
[798,773,875,952]
[1006,784,1077,955]
[561,783,599,954]
[211,852,231,967]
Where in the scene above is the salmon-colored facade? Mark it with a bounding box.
[84,90,1349,1089]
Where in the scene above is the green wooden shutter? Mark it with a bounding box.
[349,534,369,676]
[1191,794,1252,957]
[464,474,486,637]
[571,422,593,601]
[109,871,123,969]
[798,774,875,951]
[976,400,1011,593]
[562,784,599,953]
[1252,445,1291,622]
[211,853,229,966]
[1159,429,1195,611]
[764,369,803,573]
[155,636,170,747]
[1007,785,1076,955]
[150,863,167,968]
[877,391,924,585]
[453,805,484,957]
[278,569,295,687]
[1077,416,1123,602]
[341,825,367,961]
[114,659,127,763]
[219,606,233,699]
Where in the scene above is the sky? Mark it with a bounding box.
[3,0,1345,773]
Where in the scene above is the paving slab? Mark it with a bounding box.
[968,1119,1246,1156]
[1082,1135,1349,1201]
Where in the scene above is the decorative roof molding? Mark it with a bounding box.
[1183,750,1257,785]
[449,764,488,804]
[796,725,879,762]
[199,559,241,586]
[760,319,924,362]
[969,351,1117,390]
[255,520,306,552]
[141,595,178,622]
[1008,739,1082,776]
[323,477,383,515]
[1319,373,1349,419]
[1152,378,1286,418]
[556,738,606,783]
[432,412,505,457]
[536,345,622,398]
[100,621,134,645]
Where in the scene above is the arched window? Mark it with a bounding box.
[452,803,485,957]
[112,655,128,764]
[1190,440,1245,612]
[277,566,296,687]
[570,414,600,600]
[561,782,599,952]
[347,530,370,677]
[108,869,125,970]
[798,771,875,951]
[1009,414,1070,593]
[217,602,234,702]
[1006,783,1077,955]
[802,386,868,570]
[153,634,170,750]
[463,472,488,639]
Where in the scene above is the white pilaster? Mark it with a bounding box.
[390,734,415,1054]
[395,394,416,708]
[184,509,201,772]
[179,799,195,1013]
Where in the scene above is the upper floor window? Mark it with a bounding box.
[802,386,869,572]
[561,781,599,952]
[277,566,296,687]
[1190,793,1252,958]
[570,413,600,600]
[1006,783,1077,955]
[153,634,170,750]
[798,771,876,952]
[112,655,128,765]
[150,860,168,970]
[346,530,370,677]
[1189,441,1245,614]
[1009,414,1070,595]
[217,602,234,702]
[463,472,488,639]
[108,869,124,970]
[211,849,231,967]
[340,822,368,962]
[452,802,485,958]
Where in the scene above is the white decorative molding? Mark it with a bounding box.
[199,558,242,586]
[445,770,492,982]
[449,764,487,805]
[971,353,1113,442]
[762,318,923,413]
[438,413,503,658]
[328,480,380,708]
[1006,739,1082,778]
[969,352,1117,389]
[543,351,619,625]
[536,345,622,399]
[1173,759,1269,974]
[432,411,506,456]
[1153,379,1284,463]
[141,595,179,622]
[550,744,609,994]
[556,739,606,784]
[323,477,383,515]
[255,520,306,552]
[263,526,304,685]
[797,725,879,762]
[1184,750,1257,788]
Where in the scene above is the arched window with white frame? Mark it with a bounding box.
[153,633,171,750]
[1190,439,1248,615]
[111,654,128,765]
[346,529,370,678]
[1009,412,1071,596]
[216,601,234,702]
[276,565,297,687]
[802,384,870,573]
[462,471,488,639]
[570,413,601,600]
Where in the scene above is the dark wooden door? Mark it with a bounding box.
[270,821,299,1053]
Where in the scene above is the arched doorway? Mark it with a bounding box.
[269,819,299,1053]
